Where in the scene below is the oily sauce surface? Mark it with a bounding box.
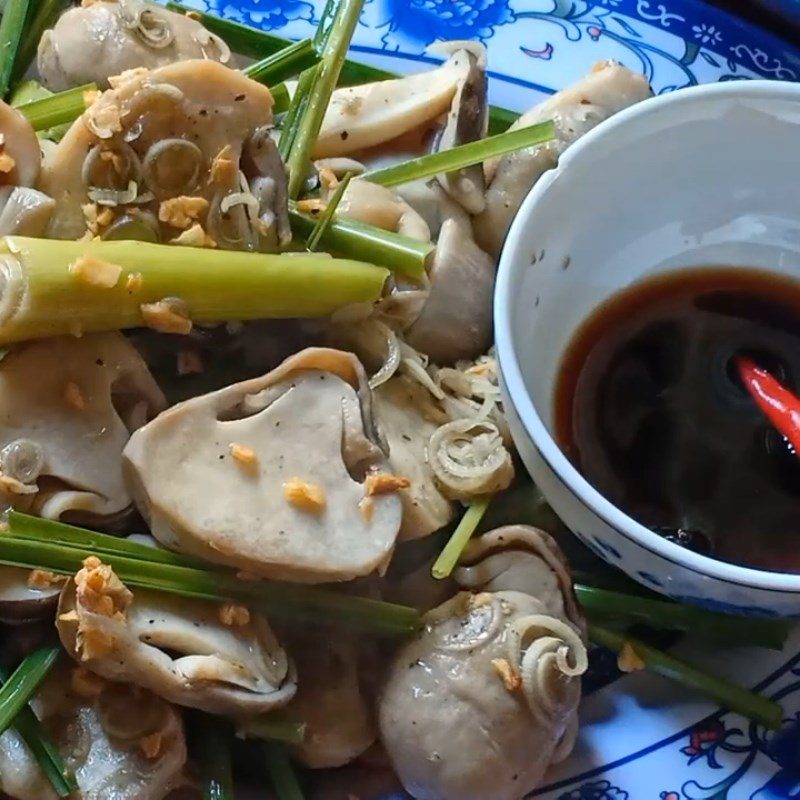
[554,268,800,572]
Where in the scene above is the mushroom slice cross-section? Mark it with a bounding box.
[57,559,296,716]
[0,566,60,625]
[0,332,165,522]
[124,348,403,583]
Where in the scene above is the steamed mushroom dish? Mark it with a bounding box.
[0,2,776,799]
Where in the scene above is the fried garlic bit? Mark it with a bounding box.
[139,731,164,760]
[229,443,258,471]
[617,641,645,673]
[126,272,143,292]
[140,299,192,335]
[364,473,411,497]
[283,477,326,513]
[491,657,521,692]
[218,602,251,627]
[27,569,66,590]
[83,202,115,236]
[170,222,217,248]
[69,255,123,289]
[158,196,210,229]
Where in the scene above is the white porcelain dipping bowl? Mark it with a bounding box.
[495,80,800,617]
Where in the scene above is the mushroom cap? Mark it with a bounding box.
[372,377,454,541]
[124,348,403,583]
[474,61,652,257]
[0,100,41,189]
[0,666,187,800]
[0,566,59,625]
[57,573,296,716]
[39,60,276,245]
[37,0,234,92]
[0,332,164,521]
[379,590,586,800]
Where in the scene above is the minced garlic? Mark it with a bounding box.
[491,658,521,692]
[364,473,411,497]
[63,381,86,411]
[140,300,192,335]
[210,145,235,185]
[85,100,123,139]
[139,732,163,760]
[108,68,150,89]
[170,222,217,249]
[75,556,133,620]
[77,627,117,661]
[27,569,66,590]
[617,641,646,673]
[229,443,258,471]
[159,196,209,229]
[70,666,105,698]
[69,255,122,289]
[283,477,326,513]
[218,602,251,627]
[296,198,326,214]
[0,152,15,174]
[126,272,143,292]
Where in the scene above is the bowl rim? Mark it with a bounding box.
[495,78,800,593]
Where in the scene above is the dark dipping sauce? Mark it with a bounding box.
[554,267,800,573]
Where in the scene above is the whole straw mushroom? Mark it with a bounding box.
[474,61,652,257]
[39,60,290,250]
[0,666,187,800]
[124,348,404,583]
[37,0,234,91]
[57,557,297,715]
[0,333,164,522]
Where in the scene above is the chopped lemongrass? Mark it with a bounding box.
[0,530,420,635]
[588,624,783,730]
[306,171,352,252]
[285,0,365,198]
[279,63,319,162]
[12,0,64,85]
[0,0,31,98]
[271,81,290,114]
[361,119,556,188]
[576,585,790,651]
[0,665,77,798]
[239,716,307,746]
[0,648,60,738]
[16,83,97,131]
[0,236,388,344]
[289,204,431,278]
[244,38,319,87]
[432,497,491,580]
[194,715,235,800]
[265,743,305,800]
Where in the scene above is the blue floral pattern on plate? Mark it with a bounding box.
[167,0,800,795]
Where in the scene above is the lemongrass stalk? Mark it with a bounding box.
[589,624,782,730]
[362,119,556,188]
[265,744,305,800]
[16,83,95,131]
[576,586,790,651]
[0,534,420,635]
[289,205,430,278]
[279,64,319,161]
[238,716,307,746]
[286,0,365,198]
[0,648,59,737]
[0,665,76,797]
[0,0,30,98]
[244,38,319,87]
[0,236,388,344]
[306,171,352,252]
[195,715,235,800]
[432,498,491,580]
[271,81,290,114]
[12,0,64,85]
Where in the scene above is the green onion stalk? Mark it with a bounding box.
[265,744,305,800]
[238,715,307,746]
[0,0,30,99]
[15,83,96,131]
[278,64,320,161]
[431,498,491,579]
[243,38,319,88]
[0,236,388,344]
[589,623,783,730]
[0,648,60,738]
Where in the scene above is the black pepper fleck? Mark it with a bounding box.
[235,94,246,101]
[340,131,349,140]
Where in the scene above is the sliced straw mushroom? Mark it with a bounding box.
[57,558,296,715]
[37,0,234,92]
[124,348,403,583]
[0,187,56,237]
[0,100,41,189]
[39,60,286,250]
[454,525,585,631]
[373,377,454,541]
[379,590,587,800]
[0,333,165,522]
[474,61,652,256]
[0,665,187,800]
[285,635,376,768]
[0,566,60,625]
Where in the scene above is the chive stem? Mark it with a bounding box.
[306,171,352,252]
[265,744,305,800]
[238,716,307,746]
[243,38,319,87]
[361,119,556,188]
[16,83,95,131]
[271,81,290,114]
[278,64,320,162]
[432,498,491,580]
[0,648,60,738]
[589,623,783,730]
[0,0,31,98]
